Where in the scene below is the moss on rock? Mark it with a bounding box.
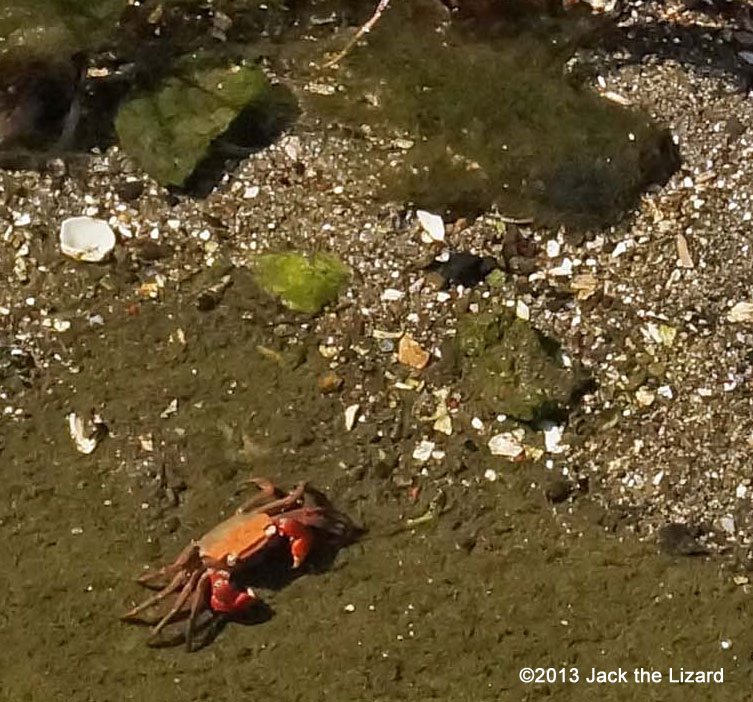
[255,252,350,314]
[115,56,268,186]
[459,313,582,422]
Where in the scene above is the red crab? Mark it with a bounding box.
[122,478,349,647]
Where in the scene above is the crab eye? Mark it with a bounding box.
[226,553,237,566]
[264,524,277,537]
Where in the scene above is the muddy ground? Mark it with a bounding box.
[1,264,751,702]
[4,0,753,700]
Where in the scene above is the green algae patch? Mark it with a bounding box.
[0,0,125,58]
[310,1,677,226]
[456,310,513,358]
[459,313,581,422]
[115,56,268,186]
[255,252,350,314]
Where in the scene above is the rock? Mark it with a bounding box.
[117,180,144,201]
[635,386,655,407]
[570,273,599,300]
[398,334,430,370]
[425,252,498,287]
[461,315,582,422]
[543,424,568,453]
[456,310,512,358]
[657,523,706,556]
[115,57,269,186]
[424,270,447,290]
[60,217,116,263]
[544,476,572,503]
[371,448,397,478]
[255,252,350,314]
[318,370,344,394]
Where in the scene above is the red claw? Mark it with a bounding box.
[276,517,314,568]
[208,571,256,614]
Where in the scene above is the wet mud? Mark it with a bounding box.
[1,266,752,702]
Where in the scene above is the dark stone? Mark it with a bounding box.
[132,240,171,262]
[372,449,398,479]
[117,180,145,201]
[657,523,707,556]
[726,115,746,142]
[425,252,499,287]
[544,476,572,503]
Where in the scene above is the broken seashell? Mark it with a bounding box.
[344,404,360,431]
[416,210,445,244]
[488,432,524,459]
[60,217,116,262]
[68,412,106,454]
[728,301,753,323]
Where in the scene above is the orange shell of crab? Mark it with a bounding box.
[198,512,275,562]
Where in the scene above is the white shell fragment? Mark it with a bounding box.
[60,217,116,262]
[676,233,694,268]
[515,299,530,321]
[728,301,753,323]
[635,386,656,407]
[657,385,674,400]
[67,412,105,454]
[344,404,360,431]
[488,432,524,459]
[413,440,435,463]
[381,288,404,302]
[160,398,178,418]
[543,424,568,454]
[416,210,445,244]
[433,414,452,436]
[571,273,599,300]
[720,516,736,534]
[644,322,676,347]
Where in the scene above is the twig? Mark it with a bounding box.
[321,0,392,69]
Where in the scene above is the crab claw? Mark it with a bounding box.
[208,571,256,614]
[276,517,314,568]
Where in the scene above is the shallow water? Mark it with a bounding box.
[1,268,752,701]
[305,0,678,226]
[1,2,749,701]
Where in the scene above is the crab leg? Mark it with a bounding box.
[148,570,202,641]
[137,543,200,587]
[121,569,188,620]
[238,480,306,515]
[235,477,280,513]
[185,571,212,650]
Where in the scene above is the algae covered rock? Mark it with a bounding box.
[459,313,581,422]
[115,56,268,186]
[255,252,350,314]
[0,0,125,57]
[308,1,677,227]
[456,310,513,358]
